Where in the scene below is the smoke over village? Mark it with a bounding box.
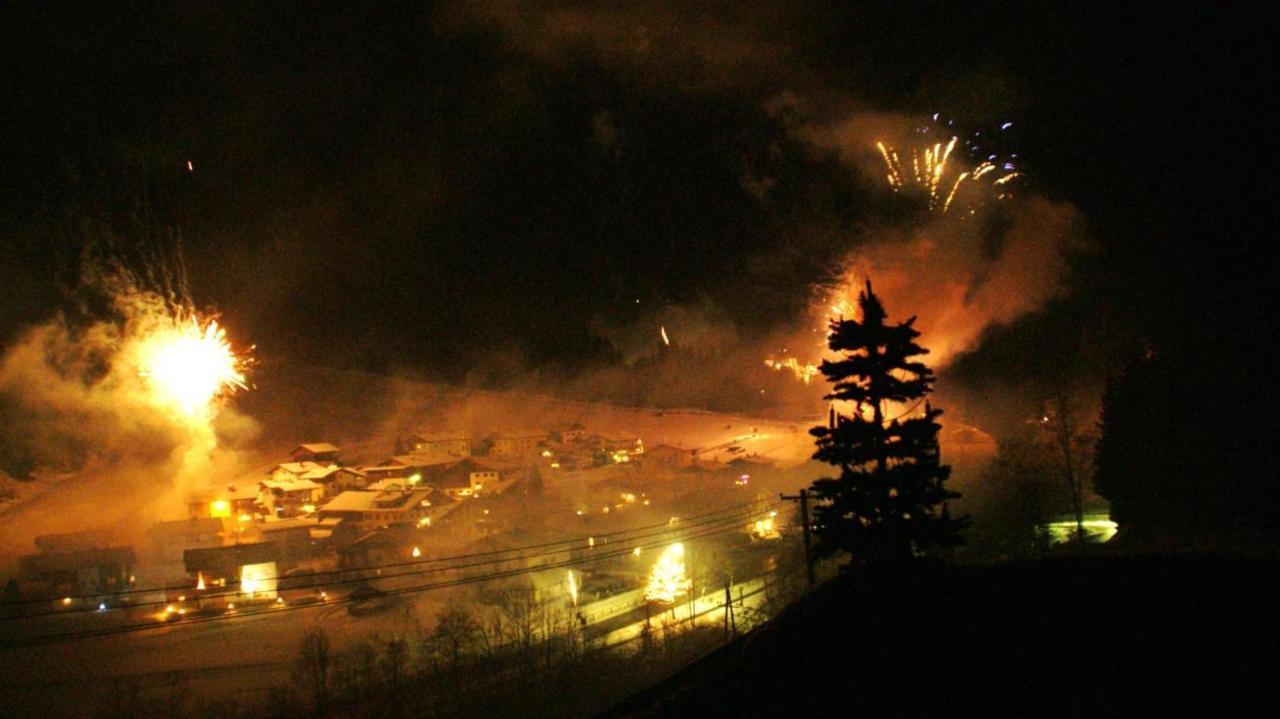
[0,3,1273,717]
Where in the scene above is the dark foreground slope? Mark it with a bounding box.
[605,555,1279,717]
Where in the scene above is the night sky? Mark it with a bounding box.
[1,2,1273,387]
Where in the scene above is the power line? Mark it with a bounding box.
[4,497,776,609]
[1,508,796,649]
[2,501,781,623]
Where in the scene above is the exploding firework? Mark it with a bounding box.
[133,315,249,423]
[875,116,1021,214]
[644,542,691,603]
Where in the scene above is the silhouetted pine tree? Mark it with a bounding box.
[809,281,967,565]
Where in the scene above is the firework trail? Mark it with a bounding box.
[876,115,1022,214]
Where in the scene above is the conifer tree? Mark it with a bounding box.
[809,281,967,565]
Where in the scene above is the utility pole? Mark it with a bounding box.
[723,580,732,641]
[780,489,815,589]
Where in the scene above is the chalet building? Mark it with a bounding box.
[183,541,281,600]
[398,431,472,458]
[268,461,334,484]
[385,452,466,476]
[290,443,340,463]
[550,422,588,443]
[645,444,698,468]
[318,488,453,530]
[147,518,225,565]
[256,517,333,562]
[337,524,424,569]
[430,456,524,498]
[358,463,412,483]
[600,433,645,461]
[489,429,551,458]
[19,545,136,597]
[258,478,324,517]
[189,483,259,520]
[291,465,367,497]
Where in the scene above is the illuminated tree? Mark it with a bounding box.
[809,281,967,565]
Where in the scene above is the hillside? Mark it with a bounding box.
[605,554,1279,716]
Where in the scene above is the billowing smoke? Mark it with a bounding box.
[0,276,256,558]
[775,110,1090,373]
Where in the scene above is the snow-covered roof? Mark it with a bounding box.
[261,478,323,493]
[320,491,379,513]
[301,465,342,481]
[295,443,340,454]
[269,461,333,476]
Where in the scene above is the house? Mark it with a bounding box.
[337,524,427,569]
[147,518,225,564]
[398,431,472,458]
[189,483,260,520]
[551,422,588,443]
[256,517,332,562]
[317,488,454,530]
[290,443,340,463]
[183,542,281,600]
[489,429,551,458]
[258,478,324,517]
[267,461,332,485]
[291,465,367,497]
[358,463,412,483]
[430,456,525,498]
[18,546,136,598]
[600,433,645,463]
[645,444,697,468]
[387,451,466,476]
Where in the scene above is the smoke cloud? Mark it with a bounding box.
[0,282,257,560]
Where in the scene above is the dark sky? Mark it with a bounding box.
[1,2,1273,386]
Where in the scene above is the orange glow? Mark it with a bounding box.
[134,317,248,422]
[644,543,691,604]
[209,500,231,518]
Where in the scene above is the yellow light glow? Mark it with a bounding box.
[644,543,691,604]
[412,546,422,558]
[135,317,248,421]
[567,570,579,606]
[240,561,277,598]
[763,357,819,384]
[751,515,780,540]
[196,572,206,591]
[209,499,231,518]
[408,473,422,486]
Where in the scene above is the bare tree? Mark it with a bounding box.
[294,627,332,714]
